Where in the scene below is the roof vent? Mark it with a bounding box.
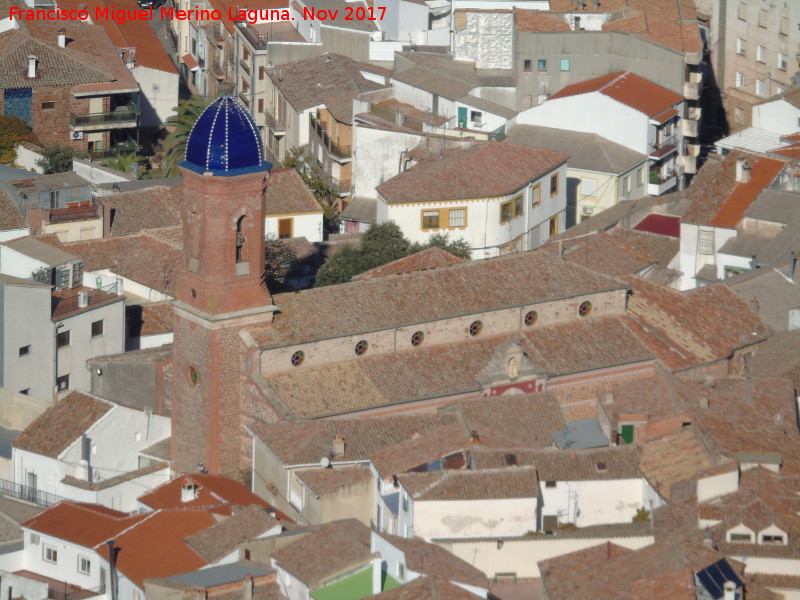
[27,55,37,79]
[332,434,345,458]
[596,461,607,472]
[470,430,480,443]
[736,158,751,183]
[57,28,66,48]
[78,290,89,308]
[181,482,199,502]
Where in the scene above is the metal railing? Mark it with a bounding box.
[87,141,139,160]
[310,114,352,158]
[71,104,139,127]
[318,169,351,194]
[239,91,250,107]
[264,108,286,134]
[48,205,99,224]
[239,58,250,75]
[238,24,268,50]
[0,478,66,507]
[650,134,677,154]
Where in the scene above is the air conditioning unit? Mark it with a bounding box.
[72,131,84,140]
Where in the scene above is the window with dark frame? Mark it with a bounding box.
[19,345,31,357]
[56,330,71,348]
[56,374,70,391]
[762,534,784,544]
[78,556,91,574]
[43,545,58,563]
[729,533,752,543]
[514,195,523,217]
[19,389,30,395]
[91,320,104,337]
[550,173,558,196]
[41,101,55,110]
[523,59,532,71]
[422,210,440,229]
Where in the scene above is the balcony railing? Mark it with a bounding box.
[239,58,250,75]
[167,26,178,52]
[71,104,139,128]
[310,114,352,159]
[212,21,226,43]
[0,477,66,507]
[210,56,226,78]
[48,204,99,223]
[649,134,677,158]
[318,169,351,195]
[264,108,286,135]
[238,23,268,50]
[239,91,250,107]
[86,140,139,160]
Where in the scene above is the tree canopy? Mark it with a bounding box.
[36,144,75,174]
[278,147,340,234]
[0,116,38,165]
[160,95,213,177]
[314,222,471,287]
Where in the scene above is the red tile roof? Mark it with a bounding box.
[711,159,786,228]
[265,168,323,215]
[515,9,571,32]
[95,509,216,588]
[352,247,465,281]
[22,501,146,548]
[548,72,684,118]
[137,474,286,518]
[377,141,569,203]
[13,392,112,458]
[633,214,680,237]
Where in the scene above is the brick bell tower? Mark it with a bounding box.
[172,96,274,477]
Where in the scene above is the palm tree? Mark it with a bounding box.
[103,153,148,178]
[160,95,213,176]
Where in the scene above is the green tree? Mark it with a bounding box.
[103,153,148,178]
[264,234,298,288]
[314,222,470,287]
[161,95,213,177]
[632,507,650,522]
[0,116,38,165]
[36,143,75,174]
[279,146,340,233]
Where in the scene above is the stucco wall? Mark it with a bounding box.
[352,125,424,200]
[265,213,323,243]
[453,11,513,70]
[133,66,179,128]
[0,388,49,430]
[539,478,651,527]
[413,497,538,540]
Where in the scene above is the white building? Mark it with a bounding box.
[376,140,568,258]
[264,168,324,243]
[517,72,687,194]
[12,391,171,511]
[0,237,125,400]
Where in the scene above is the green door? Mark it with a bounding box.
[621,425,634,444]
[458,107,467,128]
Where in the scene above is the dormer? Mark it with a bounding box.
[758,524,788,545]
[726,523,755,543]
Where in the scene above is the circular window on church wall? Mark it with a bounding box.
[411,331,425,347]
[187,366,199,385]
[355,340,369,356]
[291,351,305,367]
[579,301,592,317]
[469,320,483,336]
[524,310,538,326]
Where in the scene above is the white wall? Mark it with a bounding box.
[13,145,44,174]
[0,569,50,600]
[453,11,513,70]
[753,100,800,134]
[735,556,800,576]
[0,245,49,279]
[539,478,652,527]
[518,93,649,155]
[0,229,30,243]
[678,223,739,290]
[412,497,538,540]
[132,66,179,128]
[352,125,424,200]
[15,530,104,591]
[265,213,323,243]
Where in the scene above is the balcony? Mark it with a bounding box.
[648,169,678,196]
[318,170,352,195]
[687,106,702,120]
[683,154,698,175]
[264,109,286,136]
[87,140,139,160]
[239,58,250,75]
[238,23,269,50]
[239,91,250,108]
[71,104,139,131]
[48,204,99,224]
[310,114,352,160]
[210,56,226,79]
[682,118,698,137]
[649,134,678,159]
[684,81,700,100]
[211,21,226,45]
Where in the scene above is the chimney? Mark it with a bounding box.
[699,397,709,409]
[57,28,66,48]
[126,47,136,69]
[470,430,480,443]
[78,290,89,308]
[181,482,198,502]
[602,391,614,405]
[736,158,751,183]
[242,574,253,600]
[723,581,737,600]
[332,434,345,458]
[27,55,37,78]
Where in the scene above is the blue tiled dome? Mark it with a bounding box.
[180,96,271,176]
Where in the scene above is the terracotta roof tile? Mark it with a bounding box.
[639,428,716,500]
[548,72,684,118]
[61,461,168,491]
[96,509,216,588]
[13,392,112,458]
[138,474,278,516]
[294,467,373,496]
[376,534,488,589]
[377,142,569,203]
[515,9,570,31]
[398,466,540,500]
[530,445,643,481]
[185,505,283,562]
[364,576,481,600]
[0,190,26,230]
[139,301,174,336]
[633,213,680,237]
[100,186,183,236]
[22,501,146,548]
[250,250,625,348]
[352,247,465,281]
[264,169,322,215]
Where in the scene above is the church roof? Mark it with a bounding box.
[181,96,270,177]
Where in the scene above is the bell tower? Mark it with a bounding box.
[172,96,275,476]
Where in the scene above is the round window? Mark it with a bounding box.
[411,331,425,347]
[579,301,592,317]
[355,340,369,356]
[469,320,483,336]
[524,310,538,326]
[290,350,305,367]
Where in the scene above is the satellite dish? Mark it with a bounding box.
[320,457,331,468]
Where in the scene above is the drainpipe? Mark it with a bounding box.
[106,540,120,600]
[53,322,63,402]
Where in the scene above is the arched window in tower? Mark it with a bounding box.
[235,215,246,264]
